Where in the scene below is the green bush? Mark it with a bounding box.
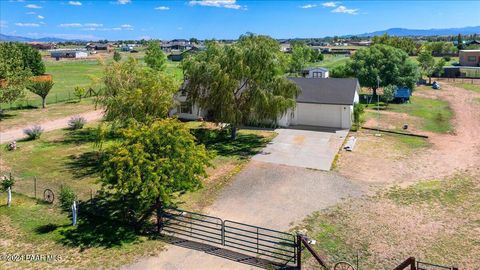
[443,56,451,62]
[68,116,86,130]
[59,185,76,212]
[1,174,15,191]
[23,125,43,140]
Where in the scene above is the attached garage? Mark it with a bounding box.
[278,78,360,129]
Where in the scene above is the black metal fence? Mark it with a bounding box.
[417,261,458,270]
[160,208,298,267]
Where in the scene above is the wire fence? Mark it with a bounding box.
[436,77,480,84]
[2,89,99,110]
[2,173,98,205]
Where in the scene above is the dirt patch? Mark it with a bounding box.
[338,84,480,184]
[298,173,480,269]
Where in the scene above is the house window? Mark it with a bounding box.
[468,56,476,62]
[312,71,323,78]
[179,102,192,114]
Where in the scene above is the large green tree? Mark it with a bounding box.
[101,57,178,124]
[100,119,212,227]
[144,41,166,71]
[0,43,31,104]
[183,34,300,139]
[27,80,54,108]
[289,42,314,74]
[372,34,417,55]
[17,43,45,76]
[338,44,419,95]
[417,49,445,84]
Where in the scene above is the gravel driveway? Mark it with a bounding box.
[126,161,363,270]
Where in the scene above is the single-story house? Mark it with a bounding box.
[50,50,88,60]
[301,67,329,78]
[85,43,113,52]
[459,50,480,67]
[172,78,360,129]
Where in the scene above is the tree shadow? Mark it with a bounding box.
[61,128,99,145]
[66,151,103,178]
[191,128,268,159]
[59,195,157,249]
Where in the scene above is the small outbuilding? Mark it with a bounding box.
[50,50,88,60]
[393,87,412,103]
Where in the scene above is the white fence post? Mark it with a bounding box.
[72,201,77,226]
[7,187,11,207]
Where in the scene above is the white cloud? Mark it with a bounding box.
[59,23,83,27]
[37,15,45,19]
[68,1,82,6]
[189,0,245,10]
[332,5,358,14]
[84,23,103,27]
[120,24,133,28]
[155,6,170,10]
[25,4,42,9]
[15,22,40,27]
[300,4,317,9]
[26,11,36,14]
[322,2,338,8]
[0,20,8,28]
[117,0,131,4]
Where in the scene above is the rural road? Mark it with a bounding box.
[125,161,363,270]
[0,110,103,144]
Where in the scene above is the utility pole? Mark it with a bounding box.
[375,76,381,137]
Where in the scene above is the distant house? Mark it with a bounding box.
[301,67,329,78]
[459,50,480,67]
[85,43,112,52]
[28,42,56,50]
[167,47,204,62]
[172,78,360,129]
[280,43,291,53]
[349,40,372,46]
[50,50,88,60]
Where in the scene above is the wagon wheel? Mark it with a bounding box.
[333,261,356,270]
[43,189,55,203]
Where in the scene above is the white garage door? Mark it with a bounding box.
[294,103,343,128]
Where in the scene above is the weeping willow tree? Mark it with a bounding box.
[183,34,300,139]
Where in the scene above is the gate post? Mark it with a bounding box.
[296,234,302,270]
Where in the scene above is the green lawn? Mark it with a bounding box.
[296,173,480,269]
[1,121,274,205]
[307,54,350,69]
[4,57,183,109]
[387,96,453,133]
[0,98,97,130]
[0,193,166,270]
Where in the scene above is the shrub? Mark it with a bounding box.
[73,86,86,102]
[68,116,86,130]
[442,56,451,62]
[59,185,76,212]
[1,174,15,191]
[23,125,43,140]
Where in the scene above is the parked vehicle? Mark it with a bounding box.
[432,81,441,90]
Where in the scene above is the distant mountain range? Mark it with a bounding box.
[0,34,82,42]
[356,26,480,37]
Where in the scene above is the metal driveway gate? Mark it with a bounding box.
[224,220,297,265]
[417,261,458,270]
[160,208,223,246]
[160,208,298,267]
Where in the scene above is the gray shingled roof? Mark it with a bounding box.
[289,77,359,105]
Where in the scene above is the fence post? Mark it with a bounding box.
[296,234,302,270]
[34,176,37,199]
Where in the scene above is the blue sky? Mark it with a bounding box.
[1,0,479,40]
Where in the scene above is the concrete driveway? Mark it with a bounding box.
[252,127,349,171]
